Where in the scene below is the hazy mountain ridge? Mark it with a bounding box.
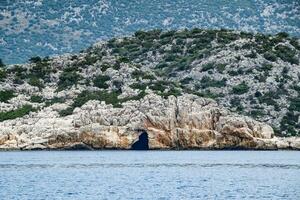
[1,0,300,64]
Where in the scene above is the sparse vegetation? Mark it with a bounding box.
[30,95,43,103]
[0,90,15,102]
[93,75,110,89]
[0,68,6,81]
[29,56,42,63]
[57,70,82,91]
[0,105,35,122]
[232,82,249,95]
[201,62,214,72]
[45,97,65,107]
[28,77,44,89]
[59,107,74,117]
[0,59,5,68]
[198,76,226,89]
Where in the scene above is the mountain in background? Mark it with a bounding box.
[1,0,300,64]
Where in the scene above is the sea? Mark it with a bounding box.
[0,151,299,199]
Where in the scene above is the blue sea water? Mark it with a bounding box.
[0,151,299,200]
[0,0,300,64]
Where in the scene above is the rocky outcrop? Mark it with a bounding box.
[0,94,299,150]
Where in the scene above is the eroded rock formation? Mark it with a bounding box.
[0,94,299,150]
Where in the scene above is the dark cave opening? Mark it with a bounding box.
[131,131,149,150]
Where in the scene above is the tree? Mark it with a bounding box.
[29,56,42,63]
[0,59,5,68]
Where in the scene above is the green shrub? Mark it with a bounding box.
[30,95,43,103]
[28,76,44,89]
[142,73,156,80]
[45,97,65,107]
[201,62,214,72]
[129,83,147,91]
[274,45,298,65]
[7,65,27,78]
[199,76,226,89]
[29,56,42,63]
[13,77,24,84]
[216,63,227,73]
[180,77,193,84]
[156,62,168,69]
[160,30,175,39]
[134,29,161,41]
[254,91,262,97]
[0,69,6,81]
[292,85,300,94]
[113,62,121,70]
[280,111,299,136]
[30,60,51,79]
[164,54,176,62]
[276,32,289,39]
[0,90,15,102]
[290,38,300,51]
[93,75,110,89]
[131,70,155,80]
[258,63,273,72]
[0,105,35,122]
[263,52,277,62]
[230,97,241,107]
[118,57,130,63]
[57,71,82,91]
[192,90,221,99]
[173,57,193,71]
[100,63,111,72]
[249,109,265,118]
[232,82,249,95]
[121,90,147,102]
[217,30,239,44]
[258,92,279,107]
[82,54,98,65]
[0,59,5,68]
[149,81,168,92]
[245,51,257,58]
[254,72,268,82]
[160,87,181,98]
[72,90,122,110]
[228,70,239,76]
[289,97,300,112]
[59,107,74,117]
[131,70,145,79]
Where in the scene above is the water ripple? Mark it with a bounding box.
[0,163,299,169]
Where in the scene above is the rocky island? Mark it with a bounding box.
[0,29,299,150]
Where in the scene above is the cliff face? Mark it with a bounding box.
[1,94,299,150]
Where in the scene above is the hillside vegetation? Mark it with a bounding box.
[0,28,299,136]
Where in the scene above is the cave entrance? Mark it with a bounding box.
[131,131,149,150]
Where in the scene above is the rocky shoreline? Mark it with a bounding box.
[1,94,299,151]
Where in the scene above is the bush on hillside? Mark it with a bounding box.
[28,76,44,89]
[0,105,35,122]
[93,75,110,89]
[0,90,15,102]
[30,95,43,103]
[232,82,249,95]
[57,71,82,91]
